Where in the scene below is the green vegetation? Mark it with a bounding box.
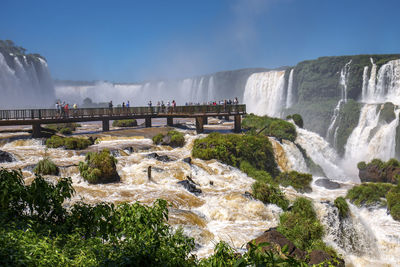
[379,102,396,124]
[78,149,120,184]
[152,130,185,147]
[276,171,312,193]
[277,197,333,255]
[112,119,138,127]
[334,197,350,218]
[335,100,362,155]
[357,161,367,170]
[386,181,400,221]
[193,132,279,177]
[242,114,297,142]
[45,123,81,135]
[33,158,59,176]
[0,169,196,266]
[46,135,93,150]
[346,183,394,207]
[286,114,304,128]
[251,181,289,210]
[284,99,338,136]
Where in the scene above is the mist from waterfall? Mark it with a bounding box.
[0,52,54,108]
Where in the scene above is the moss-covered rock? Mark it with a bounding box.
[378,102,396,124]
[78,149,120,184]
[33,158,59,176]
[334,100,362,156]
[275,171,312,193]
[346,182,394,207]
[251,181,289,210]
[45,123,81,134]
[277,197,335,256]
[286,114,303,128]
[386,185,400,221]
[152,130,185,147]
[193,132,279,177]
[112,119,138,127]
[358,158,400,184]
[46,135,93,150]
[334,197,350,218]
[242,114,297,142]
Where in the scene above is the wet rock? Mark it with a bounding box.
[177,179,202,195]
[242,191,254,200]
[0,150,15,163]
[315,178,341,190]
[247,228,306,260]
[147,152,173,162]
[183,157,192,164]
[308,250,345,266]
[162,135,172,145]
[359,163,400,184]
[23,164,36,172]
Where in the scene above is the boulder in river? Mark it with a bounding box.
[0,150,15,163]
[315,178,341,190]
[177,179,202,195]
[147,152,173,162]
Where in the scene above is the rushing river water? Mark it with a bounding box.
[1,122,400,266]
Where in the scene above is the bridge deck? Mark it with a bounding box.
[0,105,246,125]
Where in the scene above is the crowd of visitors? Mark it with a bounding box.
[55,101,78,118]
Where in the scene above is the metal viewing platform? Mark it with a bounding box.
[0,104,246,137]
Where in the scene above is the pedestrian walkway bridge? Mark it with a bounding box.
[0,104,246,137]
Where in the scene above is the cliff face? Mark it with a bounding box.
[284,54,400,136]
[0,40,54,108]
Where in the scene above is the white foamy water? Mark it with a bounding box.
[243,70,286,117]
[285,69,294,108]
[362,59,400,104]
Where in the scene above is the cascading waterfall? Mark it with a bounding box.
[362,58,400,104]
[285,69,294,108]
[326,60,352,145]
[0,52,54,108]
[243,70,286,117]
[343,105,400,176]
[295,127,347,181]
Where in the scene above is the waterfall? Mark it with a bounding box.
[243,70,286,117]
[269,138,309,173]
[343,104,400,177]
[326,60,352,145]
[361,66,369,101]
[0,52,55,108]
[295,127,347,181]
[315,202,378,257]
[207,76,215,101]
[285,69,294,108]
[362,58,400,104]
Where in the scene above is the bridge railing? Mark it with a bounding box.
[0,104,246,120]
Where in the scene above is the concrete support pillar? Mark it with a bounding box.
[145,117,152,128]
[32,123,42,138]
[196,117,204,134]
[224,115,230,121]
[167,117,173,126]
[102,119,110,131]
[203,116,208,125]
[234,115,241,133]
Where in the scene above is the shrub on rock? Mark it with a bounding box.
[112,119,137,127]
[152,130,185,147]
[346,182,394,207]
[334,197,349,218]
[275,171,312,192]
[286,114,304,128]
[33,158,59,176]
[78,149,120,184]
[251,181,289,210]
[242,114,297,142]
[46,135,93,150]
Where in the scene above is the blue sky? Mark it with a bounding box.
[1,0,399,82]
